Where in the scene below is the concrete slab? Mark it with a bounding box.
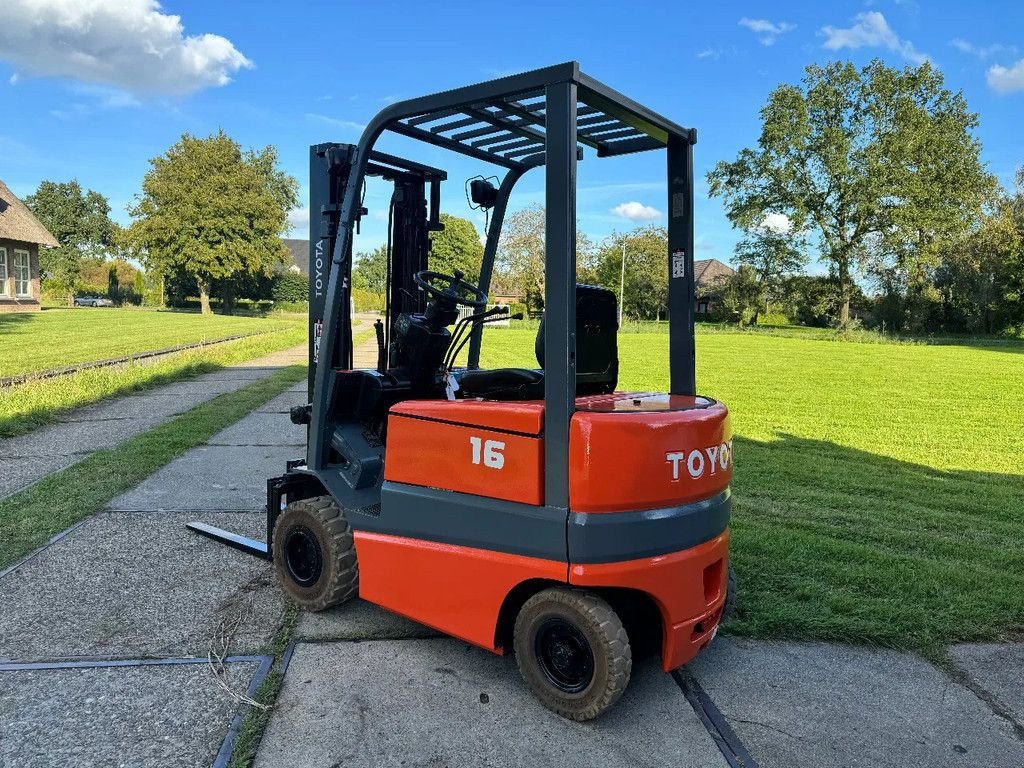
[689,637,1024,768]
[0,415,166,459]
[0,513,285,661]
[0,454,80,498]
[0,345,306,503]
[208,410,305,447]
[0,659,258,768]
[255,639,726,768]
[949,643,1024,727]
[58,392,209,422]
[107,445,297,512]
[296,599,441,642]
[254,390,305,414]
[192,366,284,381]
[139,378,254,397]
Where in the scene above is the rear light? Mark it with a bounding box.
[703,559,724,605]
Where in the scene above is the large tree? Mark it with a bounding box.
[708,59,994,325]
[125,131,298,314]
[594,227,669,321]
[732,224,807,323]
[24,180,117,305]
[494,204,594,311]
[429,213,483,282]
[353,245,387,294]
[934,171,1024,333]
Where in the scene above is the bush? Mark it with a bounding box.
[497,301,527,319]
[757,311,791,327]
[352,289,385,312]
[273,300,309,313]
[272,271,309,303]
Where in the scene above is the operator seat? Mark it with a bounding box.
[457,284,618,400]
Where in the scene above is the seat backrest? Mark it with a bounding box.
[535,284,619,395]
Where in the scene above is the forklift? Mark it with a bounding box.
[190,62,734,721]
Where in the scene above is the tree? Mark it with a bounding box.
[353,245,387,294]
[720,265,763,327]
[429,214,483,282]
[24,180,117,305]
[125,131,297,315]
[933,175,1024,334]
[494,204,595,311]
[732,225,807,323]
[708,60,995,326]
[594,227,669,320]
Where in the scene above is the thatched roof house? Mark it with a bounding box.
[0,179,58,312]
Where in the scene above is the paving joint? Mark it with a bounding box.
[0,519,91,582]
[0,654,272,671]
[943,655,1024,741]
[674,667,760,768]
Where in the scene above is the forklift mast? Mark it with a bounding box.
[307,145,445,400]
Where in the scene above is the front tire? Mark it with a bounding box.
[514,587,632,721]
[272,496,358,611]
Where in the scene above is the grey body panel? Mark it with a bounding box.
[329,480,729,566]
[568,490,731,564]
[363,482,568,562]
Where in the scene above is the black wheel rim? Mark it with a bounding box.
[534,618,595,694]
[283,526,323,588]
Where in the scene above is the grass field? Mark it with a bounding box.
[0,307,301,378]
[478,327,1024,654]
[0,316,307,438]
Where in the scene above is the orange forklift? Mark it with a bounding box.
[189,62,734,720]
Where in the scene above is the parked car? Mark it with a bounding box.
[74,296,115,307]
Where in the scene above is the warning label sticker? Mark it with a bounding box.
[671,250,687,279]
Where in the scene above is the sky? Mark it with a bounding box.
[1,0,1022,270]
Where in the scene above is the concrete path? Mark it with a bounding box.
[0,344,306,501]
[2,325,1022,766]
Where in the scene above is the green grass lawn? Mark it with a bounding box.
[0,307,299,378]
[478,327,1024,654]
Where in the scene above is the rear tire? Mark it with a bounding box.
[272,495,358,611]
[514,587,631,721]
[723,566,738,621]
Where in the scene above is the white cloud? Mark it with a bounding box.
[287,207,309,235]
[820,12,928,65]
[697,48,719,60]
[739,18,796,46]
[951,39,1015,60]
[760,213,792,234]
[987,59,1024,93]
[8,73,18,85]
[305,113,366,131]
[0,0,252,95]
[611,201,661,221]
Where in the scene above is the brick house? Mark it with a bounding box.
[0,179,58,313]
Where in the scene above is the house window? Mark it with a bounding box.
[697,300,709,314]
[0,248,8,297]
[13,249,30,297]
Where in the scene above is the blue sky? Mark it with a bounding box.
[1,0,1021,268]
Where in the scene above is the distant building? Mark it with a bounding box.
[693,258,735,316]
[0,179,59,313]
[283,238,309,276]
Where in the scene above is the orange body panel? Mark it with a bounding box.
[389,399,544,434]
[373,392,731,672]
[354,531,566,651]
[384,410,544,505]
[570,394,732,512]
[570,530,730,671]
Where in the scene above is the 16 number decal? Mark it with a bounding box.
[469,436,505,469]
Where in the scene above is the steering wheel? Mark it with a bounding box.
[413,269,488,310]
